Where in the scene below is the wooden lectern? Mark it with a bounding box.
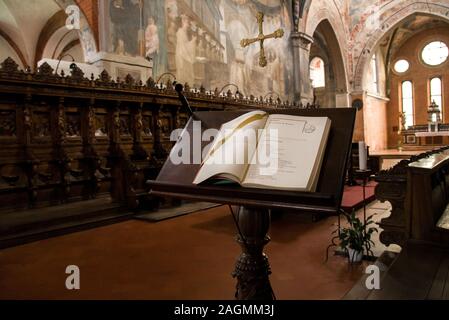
[148,108,356,300]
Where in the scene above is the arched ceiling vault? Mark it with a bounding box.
[0,0,98,69]
[352,1,449,91]
[0,0,60,67]
[34,10,68,67]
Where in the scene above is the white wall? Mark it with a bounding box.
[0,36,24,69]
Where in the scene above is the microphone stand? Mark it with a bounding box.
[55,54,77,76]
[174,83,210,128]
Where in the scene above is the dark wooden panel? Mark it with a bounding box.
[428,257,449,300]
[368,244,446,300]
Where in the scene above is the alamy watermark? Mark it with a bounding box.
[365,265,381,290]
[65,265,80,290]
[62,265,379,292]
[65,5,80,30]
[169,121,280,176]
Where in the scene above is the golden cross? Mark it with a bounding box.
[240,12,284,68]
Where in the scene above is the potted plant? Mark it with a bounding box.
[336,212,378,263]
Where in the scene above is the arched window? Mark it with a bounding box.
[310,57,325,88]
[402,81,414,128]
[430,77,443,113]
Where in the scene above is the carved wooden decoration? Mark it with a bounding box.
[0,55,317,215]
[375,161,409,247]
[375,148,449,247]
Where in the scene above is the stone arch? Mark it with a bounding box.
[34,10,68,66]
[0,0,98,68]
[0,29,27,68]
[309,19,348,107]
[53,0,98,63]
[352,1,449,91]
[303,2,349,94]
[303,0,313,16]
[42,27,82,60]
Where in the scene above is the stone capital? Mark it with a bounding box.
[291,32,314,50]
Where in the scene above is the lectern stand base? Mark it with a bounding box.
[232,207,274,300]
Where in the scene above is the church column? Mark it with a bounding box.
[22,94,39,207]
[336,91,351,108]
[291,32,314,104]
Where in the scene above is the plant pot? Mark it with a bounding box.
[347,248,363,263]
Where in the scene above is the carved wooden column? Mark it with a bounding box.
[110,103,121,146]
[132,103,149,160]
[22,94,39,207]
[108,102,139,208]
[81,98,101,199]
[232,207,274,300]
[52,97,71,203]
[108,102,123,201]
[151,105,168,167]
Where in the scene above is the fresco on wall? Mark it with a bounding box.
[348,0,394,30]
[107,0,295,99]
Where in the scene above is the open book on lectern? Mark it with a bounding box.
[193,110,332,192]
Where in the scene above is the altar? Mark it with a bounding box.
[401,102,449,149]
[415,131,449,137]
[402,125,449,149]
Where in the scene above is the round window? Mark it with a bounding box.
[421,41,449,66]
[394,59,410,73]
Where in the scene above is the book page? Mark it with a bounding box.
[193,111,268,184]
[242,114,331,192]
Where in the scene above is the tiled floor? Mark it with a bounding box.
[0,204,383,300]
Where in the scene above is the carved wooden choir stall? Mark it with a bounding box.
[0,56,311,248]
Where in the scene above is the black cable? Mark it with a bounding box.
[175,83,196,118]
[228,205,247,245]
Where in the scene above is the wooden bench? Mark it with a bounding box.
[406,148,449,245]
[346,146,449,300]
[374,146,449,247]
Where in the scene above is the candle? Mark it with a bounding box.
[358,141,368,171]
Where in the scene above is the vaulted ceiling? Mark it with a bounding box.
[0,0,85,69]
[379,13,449,59]
[0,0,61,66]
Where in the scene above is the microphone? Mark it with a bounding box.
[174,83,196,119]
[174,82,210,128]
[55,53,77,75]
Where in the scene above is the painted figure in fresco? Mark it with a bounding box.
[165,0,179,75]
[271,50,284,94]
[175,15,197,85]
[115,39,126,55]
[166,19,178,72]
[145,17,160,75]
[110,0,140,56]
